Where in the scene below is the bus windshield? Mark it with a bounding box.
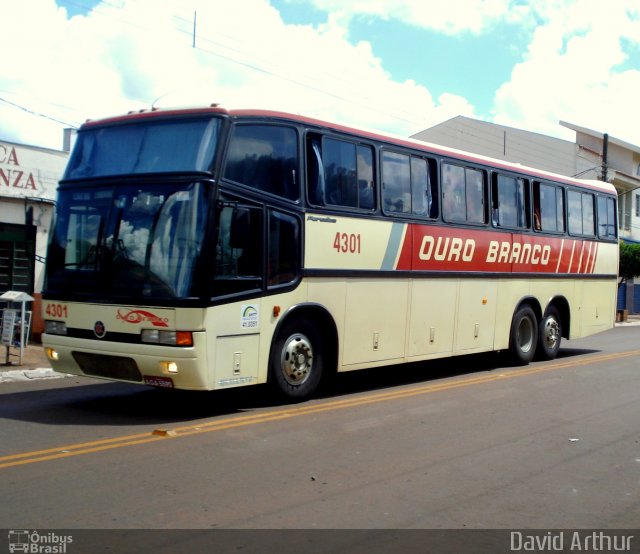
[46,182,207,300]
[64,117,220,179]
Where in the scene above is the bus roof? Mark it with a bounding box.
[81,105,617,196]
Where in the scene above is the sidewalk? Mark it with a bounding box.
[1,342,51,371]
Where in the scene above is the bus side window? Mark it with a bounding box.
[382,151,411,214]
[357,145,375,210]
[306,137,325,206]
[310,136,376,210]
[533,182,565,233]
[465,168,485,224]
[493,174,529,229]
[568,190,595,236]
[213,203,263,297]
[224,125,299,201]
[442,163,485,224]
[597,196,617,239]
[268,210,300,287]
[442,163,466,221]
[582,193,595,236]
[323,138,358,207]
[411,157,431,217]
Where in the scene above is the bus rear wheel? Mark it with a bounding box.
[509,305,538,365]
[536,306,562,360]
[270,318,323,401]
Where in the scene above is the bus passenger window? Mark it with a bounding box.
[556,187,566,232]
[224,125,298,201]
[597,196,617,239]
[411,157,433,217]
[465,168,485,224]
[442,164,465,221]
[582,193,595,236]
[493,174,528,229]
[442,163,485,223]
[568,190,595,236]
[357,145,375,210]
[568,191,582,235]
[307,136,375,210]
[306,137,324,206]
[533,182,565,233]
[382,151,411,214]
[324,138,358,207]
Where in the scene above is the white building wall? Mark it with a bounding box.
[411,116,600,180]
[1,140,67,293]
[1,139,68,339]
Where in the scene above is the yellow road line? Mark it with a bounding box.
[2,349,639,470]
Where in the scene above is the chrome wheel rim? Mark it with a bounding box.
[542,317,560,350]
[280,333,313,386]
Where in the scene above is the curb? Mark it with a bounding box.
[0,368,68,383]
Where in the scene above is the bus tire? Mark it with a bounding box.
[270,318,323,401]
[508,305,538,365]
[536,306,562,361]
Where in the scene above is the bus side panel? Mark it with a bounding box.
[570,241,617,338]
[407,279,456,358]
[342,279,409,367]
[454,280,498,354]
[204,301,263,390]
[571,279,617,339]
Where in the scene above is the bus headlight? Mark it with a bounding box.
[160,361,179,374]
[141,330,193,346]
[45,347,60,361]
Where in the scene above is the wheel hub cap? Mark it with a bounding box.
[281,334,313,386]
[544,318,560,348]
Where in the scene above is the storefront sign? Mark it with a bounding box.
[0,142,66,201]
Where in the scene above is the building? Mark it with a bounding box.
[559,121,640,241]
[0,137,70,340]
[411,116,640,242]
[412,116,640,312]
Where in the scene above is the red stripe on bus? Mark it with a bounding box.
[394,224,599,274]
[589,242,599,274]
[557,240,574,274]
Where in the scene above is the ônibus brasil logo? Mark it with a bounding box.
[8,530,73,553]
[116,309,169,328]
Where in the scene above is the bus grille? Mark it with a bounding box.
[72,352,143,382]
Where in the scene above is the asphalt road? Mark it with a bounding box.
[1,326,640,551]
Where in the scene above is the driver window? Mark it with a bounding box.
[213,203,263,297]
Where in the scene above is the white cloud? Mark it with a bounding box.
[306,0,517,34]
[2,0,638,151]
[492,0,640,144]
[1,0,478,149]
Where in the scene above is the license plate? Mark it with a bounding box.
[143,375,174,388]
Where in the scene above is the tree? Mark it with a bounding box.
[619,241,640,284]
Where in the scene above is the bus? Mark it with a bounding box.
[41,106,619,400]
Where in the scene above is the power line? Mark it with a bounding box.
[7,2,424,130]
[69,0,421,126]
[0,97,78,128]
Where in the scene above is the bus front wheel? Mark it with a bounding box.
[270,318,323,400]
[508,305,538,365]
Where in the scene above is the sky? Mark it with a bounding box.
[1,0,639,152]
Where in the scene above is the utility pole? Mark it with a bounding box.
[602,132,609,182]
[193,11,197,48]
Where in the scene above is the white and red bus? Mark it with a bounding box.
[42,106,619,399]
